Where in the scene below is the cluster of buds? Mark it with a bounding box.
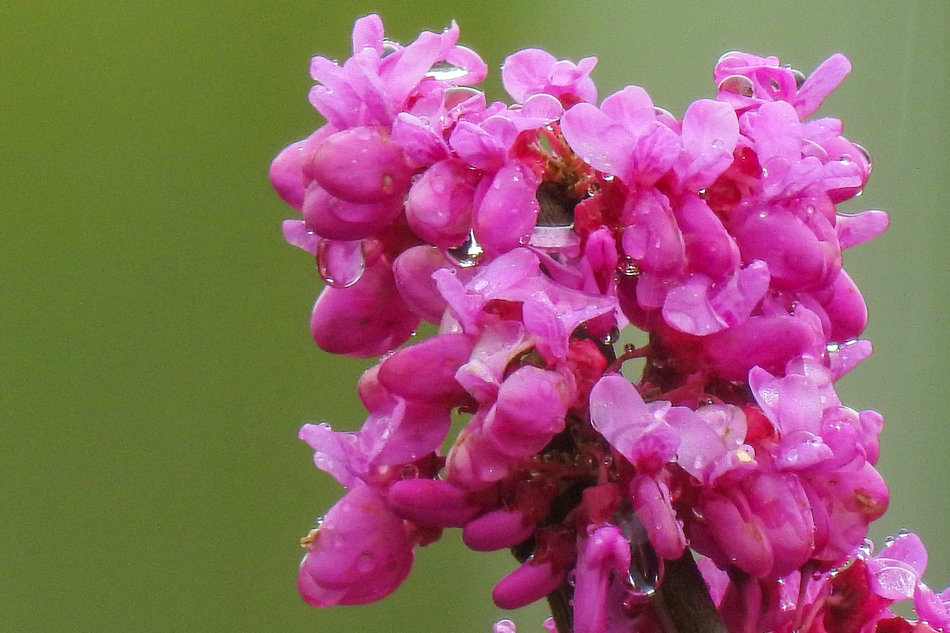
[269,14,949,633]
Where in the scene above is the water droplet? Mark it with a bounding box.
[600,327,620,346]
[444,86,481,109]
[316,239,366,288]
[787,67,807,89]
[446,231,485,268]
[718,74,754,98]
[618,514,661,597]
[426,61,469,81]
[617,258,640,277]
[381,41,400,57]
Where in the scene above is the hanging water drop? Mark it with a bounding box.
[426,60,470,81]
[717,74,755,97]
[446,230,485,268]
[316,238,366,288]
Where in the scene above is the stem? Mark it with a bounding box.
[546,582,574,633]
[653,550,730,633]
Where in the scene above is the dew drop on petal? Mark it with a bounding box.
[789,67,807,89]
[444,86,482,109]
[718,75,754,97]
[617,258,640,277]
[425,61,470,81]
[316,238,366,288]
[446,230,485,268]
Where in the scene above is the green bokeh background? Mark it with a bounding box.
[3,1,947,631]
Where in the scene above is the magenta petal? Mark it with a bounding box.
[630,121,680,186]
[406,158,477,248]
[695,489,773,578]
[474,163,540,254]
[298,484,413,606]
[387,478,481,527]
[590,374,651,453]
[302,181,404,241]
[282,219,319,255]
[677,99,740,188]
[501,48,558,102]
[622,189,685,276]
[836,209,889,250]
[662,261,769,335]
[362,400,451,468]
[573,525,630,633]
[733,207,839,291]
[590,374,678,466]
[463,508,536,551]
[380,29,443,106]
[675,194,740,278]
[560,102,634,178]
[876,532,928,578]
[448,120,507,172]
[827,339,873,380]
[698,311,823,380]
[270,139,311,211]
[631,475,686,560]
[445,415,512,489]
[298,422,363,488]
[492,559,564,610]
[821,269,868,341]
[309,126,413,203]
[391,112,450,166]
[392,246,452,323]
[350,14,384,55]
[310,260,420,358]
[378,333,473,404]
[794,53,851,118]
[600,85,655,131]
[915,583,950,630]
[443,43,488,85]
[485,366,571,458]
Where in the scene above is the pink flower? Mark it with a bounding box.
[272,16,902,632]
[298,483,414,606]
[502,48,598,106]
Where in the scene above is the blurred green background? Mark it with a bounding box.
[2,1,947,631]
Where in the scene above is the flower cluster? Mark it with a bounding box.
[270,14,945,633]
